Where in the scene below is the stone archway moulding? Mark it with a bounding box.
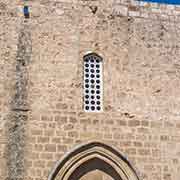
[48,142,140,180]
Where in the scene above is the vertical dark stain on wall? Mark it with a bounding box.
[6,24,32,180]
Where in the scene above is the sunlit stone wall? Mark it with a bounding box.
[1,0,180,180]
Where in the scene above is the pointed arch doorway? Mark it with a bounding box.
[48,142,139,180]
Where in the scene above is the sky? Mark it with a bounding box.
[140,0,180,4]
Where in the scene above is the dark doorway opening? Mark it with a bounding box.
[68,157,122,180]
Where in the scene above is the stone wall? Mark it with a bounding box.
[1,0,180,180]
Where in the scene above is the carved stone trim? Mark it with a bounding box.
[48,142,140,180]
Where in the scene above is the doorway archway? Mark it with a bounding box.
[48,142,139,180]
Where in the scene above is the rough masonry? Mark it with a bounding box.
[6,23,31,180]
[0,0,180,180]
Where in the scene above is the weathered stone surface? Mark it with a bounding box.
[0,0,180,180]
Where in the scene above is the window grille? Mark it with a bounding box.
[83,53,103,112]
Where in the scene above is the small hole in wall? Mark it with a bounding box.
[24,6,30,18]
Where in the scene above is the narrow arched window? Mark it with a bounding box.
[23,6,30,18]
[83,53,103,112]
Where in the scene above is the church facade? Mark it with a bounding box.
[1,0,180,179]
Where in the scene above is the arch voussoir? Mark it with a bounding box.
[48,142,140,180]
